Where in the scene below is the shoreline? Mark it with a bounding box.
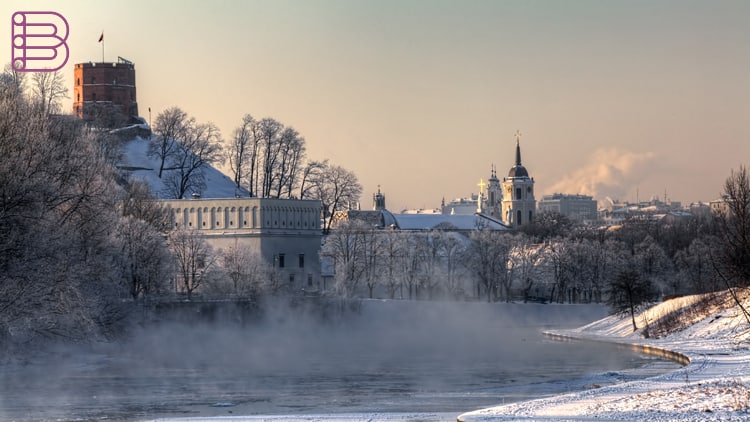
[457,293,750,421]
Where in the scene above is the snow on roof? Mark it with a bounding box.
[119,136,247,199]
[392,213,508,231]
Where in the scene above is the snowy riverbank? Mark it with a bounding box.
[459,290,750,421]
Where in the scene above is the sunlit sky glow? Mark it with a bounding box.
[3,1,749,210]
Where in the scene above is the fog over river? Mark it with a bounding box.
[0,300,681,421]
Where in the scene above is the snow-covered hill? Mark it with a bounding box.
[118,135,246,199]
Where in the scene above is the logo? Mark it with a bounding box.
[11,11,69,72]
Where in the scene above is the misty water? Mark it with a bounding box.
[0,300,681,421]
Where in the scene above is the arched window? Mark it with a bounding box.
[517,210,522,225]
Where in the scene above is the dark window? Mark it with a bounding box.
[307,274,313,287]
[299,254,305,268]
[529,210,533,223]
[92,92,96,101]
[516,188,522,200]
[289,274,295,284]
[278,254,285,268]
[76,78,80,86]
[517,210,522,225]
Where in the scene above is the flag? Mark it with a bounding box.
[98,32,104,43]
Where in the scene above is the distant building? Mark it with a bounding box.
[160,197,322,291]
[73,57,138,120]
[538,193,598,222]
[441,195,480,216]
[335,187,508,232]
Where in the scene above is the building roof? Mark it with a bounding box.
[387,211,508,231]
[507,139,530,178]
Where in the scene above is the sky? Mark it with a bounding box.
[3,1,749,211]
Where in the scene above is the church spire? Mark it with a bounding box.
[515,130,522,166]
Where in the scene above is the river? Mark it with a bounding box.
[0,300,681,421]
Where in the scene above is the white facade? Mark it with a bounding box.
[161,197,322,290]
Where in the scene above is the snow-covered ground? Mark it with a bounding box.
[459,290,750,421]
[120,136,245,199]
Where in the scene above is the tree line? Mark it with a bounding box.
[323,173,750,327]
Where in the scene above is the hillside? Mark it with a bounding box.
[118,134,245,199]
[460,289,750,421]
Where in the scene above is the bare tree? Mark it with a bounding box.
[220,244,271,297]
[607,269,652,331]
[30,70,68,114]
[511,235,545,302]
[1,63,26,98]
[323,220,369,297]
[717,165,750,284]
[121,179,170,231]
[168,228,216,300]
[465,230,513,302]
[117,216,172,300]
[433,230,467,299]
[258,118,284,197]
[228,114,255,191]
[149,107,189,178]
[163,121,224,199]
[310,164,363,234]
[380,229,405,299]
[272,127,306,198]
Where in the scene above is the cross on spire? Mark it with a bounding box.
[477,178,486,194]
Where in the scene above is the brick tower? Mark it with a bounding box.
[73,57,138,120]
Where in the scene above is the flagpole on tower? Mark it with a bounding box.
[99,31,104,62]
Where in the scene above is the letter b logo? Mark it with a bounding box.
[11,11,70,72]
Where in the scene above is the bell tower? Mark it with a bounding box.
[501,131,536,227]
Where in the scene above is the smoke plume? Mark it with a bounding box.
[545,148,656,202]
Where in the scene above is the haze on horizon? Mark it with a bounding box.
[3,0,748,211]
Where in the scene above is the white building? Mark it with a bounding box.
[160,197,323,290]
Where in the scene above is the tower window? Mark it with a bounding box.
[278,253,285,268]
[516,188,522,200]
[299,254,305,268]
[517,210,522,225]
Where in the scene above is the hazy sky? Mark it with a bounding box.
[4,1,749,211]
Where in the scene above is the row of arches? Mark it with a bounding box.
[171,205,319,230]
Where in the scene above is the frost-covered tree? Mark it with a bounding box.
[220,244,273,297]
[0,85,128,344]
[30,70,68,115]
[117,216,172,300]
[169,228,216,300]
[465,230,513,302]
